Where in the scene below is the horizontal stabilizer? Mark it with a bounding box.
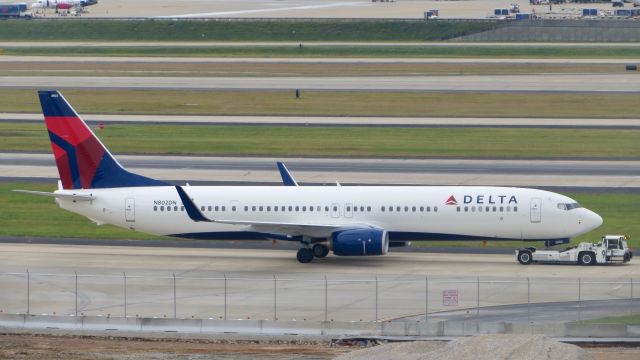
[13,189,95,202]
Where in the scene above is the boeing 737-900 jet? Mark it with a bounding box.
[15,90,603,263]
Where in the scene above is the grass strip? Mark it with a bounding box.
[0,19,499,42]
[580,315,640,325]
[1,182,637,249]
[1,122,639,158]
[1,89,639,119]
[0,62,626,77]
[6,45,640,58]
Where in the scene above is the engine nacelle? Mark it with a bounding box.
[331,228,389,256]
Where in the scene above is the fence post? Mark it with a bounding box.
[224,273,227,321]
[631,277,634,316]
[324,275,328,322]
[26,269,30,315]
[123,272,127,318]
[172,273,177,319]
[425,276,429,323]
[527,277,531,324]
[74,271,78,317]
[577,278,582,322]
[476,276,480,317]
[375,276,379,322]
[273,275,277,321]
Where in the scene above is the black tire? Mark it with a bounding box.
[579,252,595,266]
[296,248,314,263]
[518,250,533,265]
[312,244,329,258]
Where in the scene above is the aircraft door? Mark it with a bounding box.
[530,198,541,223]
[125,198,135,222]
[331,203,340,218]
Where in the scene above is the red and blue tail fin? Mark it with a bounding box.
[38,90,167,189]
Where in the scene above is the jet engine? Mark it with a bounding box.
[331,228,389,256]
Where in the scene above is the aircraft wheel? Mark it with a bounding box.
[296,248,314,263]
[517,250,533,265]
[312,244,329,258]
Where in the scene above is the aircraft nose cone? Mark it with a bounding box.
[583,209,603,231]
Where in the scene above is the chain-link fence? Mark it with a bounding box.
[0,272,637,324]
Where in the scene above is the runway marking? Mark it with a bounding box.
[159,1,365,18]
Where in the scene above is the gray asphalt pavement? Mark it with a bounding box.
[3,113,640,128]
[395,299,640,325]
[3,153,639,188]
[2,74,638,92]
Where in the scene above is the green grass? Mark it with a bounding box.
[7,45,640,58]
[1,182,637,248]
[581,315,640,325]
[1,89,640,119]
[1,122,639,159]
[0,19,499,42]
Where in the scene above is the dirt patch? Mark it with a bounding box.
[0,333,348,360]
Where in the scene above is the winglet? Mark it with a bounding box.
[277,162,298,186]
[175,186,210,222]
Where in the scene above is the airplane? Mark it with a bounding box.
[15,90,604,263]
[31,0,97,13]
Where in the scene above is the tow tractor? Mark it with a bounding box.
[516,235,632,265]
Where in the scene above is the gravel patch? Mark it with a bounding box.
[334,335,594,360]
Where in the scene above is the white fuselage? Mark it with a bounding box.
[54,185,602,242]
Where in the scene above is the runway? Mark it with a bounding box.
[2,153,639,188]
[4,113,640,129]
[2,74,639,92]
[0,242,636,322]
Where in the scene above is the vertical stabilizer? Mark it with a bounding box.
[38,90,167,189]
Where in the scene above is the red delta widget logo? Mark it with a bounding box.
[445,195,518,205]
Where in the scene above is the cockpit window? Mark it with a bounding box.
[557,202,581,211]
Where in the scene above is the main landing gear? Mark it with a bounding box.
[296,243,329,263]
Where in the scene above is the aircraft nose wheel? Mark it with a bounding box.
[312,244,329,258]
[296,248,314,263]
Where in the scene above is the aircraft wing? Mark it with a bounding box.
[175,186,371,237]
[13,189,95,202]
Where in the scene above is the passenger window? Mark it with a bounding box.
[456,206,460,212]
[208,206,212,211]
[506,206,510,212]
[267,206,271,211]
[381,206,386,212]
[412,206,416,212]
[478,206,482,212]
[244,206,248,211]
[252,206,256,211]
[161,206,165,211]
[346,206,350,212]
[367,206,371,212]
[154,206,158,211]
[333,206,338,212]
[514,206,518,212]
[259,206,263,211]
[389,207,393,212]
[215,206,219,211]
[485,206,490,212]
[404,206,408,212]
[434,206,438,212]
[427,206,431,212]
[289,206,293,211]
[500,206,504,212]
[174,206,178,211]
[472,206,476,212]
[420,206,424,212]
[325,206,329,212]
[282,206,286,211]
[232,206,236,211]
[302,206,306,212]
[396,206,401,212]
[222,206,226,211]
[492,206,497,212]
[464,206,468,212]
[295,206,300,212]
[181,206,184,211]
